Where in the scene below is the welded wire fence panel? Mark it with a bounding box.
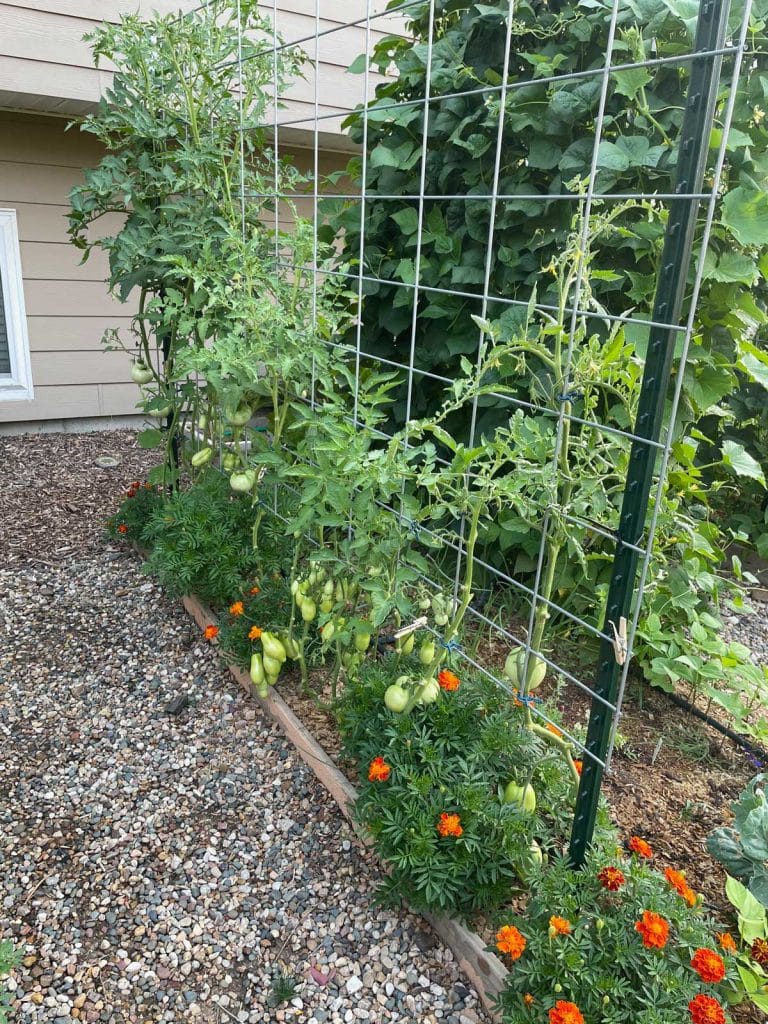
[224,0,754,860]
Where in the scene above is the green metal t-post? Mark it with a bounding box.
[569,0,731,867]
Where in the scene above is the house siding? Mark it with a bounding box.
[0,111,349,424]
[0,1,401,424]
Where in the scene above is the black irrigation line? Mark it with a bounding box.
[661,689,768,766]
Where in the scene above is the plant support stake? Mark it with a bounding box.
[569,0,731,868]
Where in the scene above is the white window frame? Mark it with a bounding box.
[0,209,33,402]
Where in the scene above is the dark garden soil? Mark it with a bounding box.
[3,428,764,1023]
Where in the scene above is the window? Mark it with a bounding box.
[0,209,33,401]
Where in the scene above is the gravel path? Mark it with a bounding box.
[0,431,490,1024]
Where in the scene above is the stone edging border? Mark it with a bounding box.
[180,593,508,1019]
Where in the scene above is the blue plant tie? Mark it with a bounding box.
[557,389,582,403]
[513,689,543,707]
[407,519,421,539]
[440,637,463,653]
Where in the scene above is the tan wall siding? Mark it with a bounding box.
[0,111,349,424]
[0,1,404,137]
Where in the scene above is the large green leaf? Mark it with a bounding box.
[721,186,768,247]
[722,440,767,486]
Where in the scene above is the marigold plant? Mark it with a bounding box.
[368,757,391,783]
[548,1001,584,1024]
[437,669,460,691]
[691,948,726,984]
[495,850,737,1024]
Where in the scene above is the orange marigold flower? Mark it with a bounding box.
[368,757,391,783]
[437,812,463,838]
[691,948,726,984]
[523,993,535,1006]
[495,925,526,960]
[130,481,141,488]
[751,937,768,967]
[117,524,128,535]
[574,759,583,776]
[545,722,563,738]
[438,669,460,692]
[549,1000,585,1024]
[665,868,696,906]
[597,866,625,891]
[635,910,669,950]
[716,932,736,953]
[688,993,726,1024]
[628,835,653,858]
[248,625,263,641]
[229,601,245,617]
[203,624,219,641]
[250,586,261,595]
[549,916,571,936]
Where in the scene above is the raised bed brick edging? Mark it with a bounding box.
[181,593,508,1017]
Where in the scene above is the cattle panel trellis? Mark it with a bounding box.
[212,0,752,864]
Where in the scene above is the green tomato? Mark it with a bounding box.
[301,598,317,623]
[419,640,436,666]
[503,652,547,691]
[321,621,335,642]
[263,654,282,679]
[191,446,213,468]
[384,684,409,713]
[319,599,334,614]
[396,634,415,656]
[503,782,537,814]
[249,653,265,687]
[131,361,153,385]
[152,403,172,418]
[354,632,371,653]
[256,681,269,699]
[222,452,238,472]
[417,679,440,705]
[229,469,256,493]
[261,632,287,663]
[224,402,252,426]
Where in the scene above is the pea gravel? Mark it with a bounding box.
[0,430,491,1024]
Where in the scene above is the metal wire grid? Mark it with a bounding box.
[218,0,751,782]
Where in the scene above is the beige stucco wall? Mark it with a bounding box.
[0,110,348,424]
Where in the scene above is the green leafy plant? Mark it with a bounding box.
[69,0,306,487]
[216,576,293,671]
[494,848,739,1024]
[708,774,768,907]
[337,657,613,915]
[141,470,263,607]
[106,480,165,544]
[267,968,298,1007]
[720,875,768,1014]
[0,941,19,1024]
